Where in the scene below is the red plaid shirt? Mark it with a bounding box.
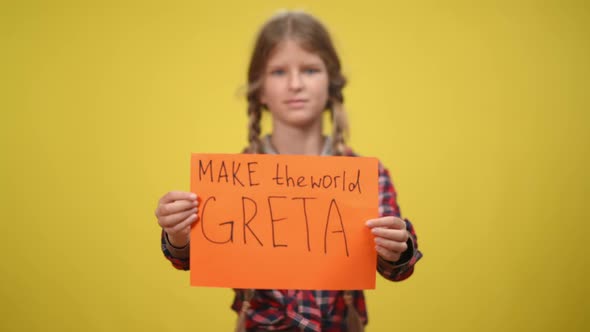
[161,146,422,331]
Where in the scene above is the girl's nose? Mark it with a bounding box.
[288,71,303,91]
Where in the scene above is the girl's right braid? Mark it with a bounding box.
[247,99,264,154]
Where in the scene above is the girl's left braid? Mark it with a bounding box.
[247,99,263,154]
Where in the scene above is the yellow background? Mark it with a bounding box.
[1,0,588,331]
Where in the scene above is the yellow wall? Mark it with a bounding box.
[2,0,588,331]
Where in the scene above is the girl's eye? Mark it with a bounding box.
[303,68,319,74]
[270,69,286,76]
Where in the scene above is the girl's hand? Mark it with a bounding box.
[366,216,409,262]
[155,191,199,247]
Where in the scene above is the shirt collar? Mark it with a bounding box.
[262,134,333,156]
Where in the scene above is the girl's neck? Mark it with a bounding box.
[269,125,325,155]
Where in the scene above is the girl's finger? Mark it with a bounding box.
[157,199,198,217]
[376,246,401,262]
[366,216,405,230]
[168,212,199,235]
[371,227,409,242]
[160,191,197,204]
[375,237,408,253]
[159,208,197,227]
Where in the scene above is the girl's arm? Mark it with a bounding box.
[376,164,423,281]
[156,191,198,270]
[161,229,190,270]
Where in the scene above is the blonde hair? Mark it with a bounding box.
[245,11,349,155]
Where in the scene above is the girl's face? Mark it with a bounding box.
[259,39,329,131]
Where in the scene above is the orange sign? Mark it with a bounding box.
[190,153,379,290]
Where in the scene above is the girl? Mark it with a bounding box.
[155,10,422,332]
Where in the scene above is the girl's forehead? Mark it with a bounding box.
[266,39,323,65]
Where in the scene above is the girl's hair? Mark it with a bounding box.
[246,10,349,155]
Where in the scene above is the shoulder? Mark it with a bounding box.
[342,146,390,176]
[342,146,358,157]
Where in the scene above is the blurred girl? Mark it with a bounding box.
[155,10,422,332]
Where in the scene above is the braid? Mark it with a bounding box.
[247,99,264,154]
[331,100,349,156]
[329,78,348,156]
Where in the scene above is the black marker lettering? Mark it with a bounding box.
[267,196,287,248]
[285,165,295,187]
[232,161,245,187]
[322,175,333,188]
[218,161,228,183]
[311,175,321,189]
[323,198,349,256]
[247,162,260,186]
[272,163,284,185]
[242,196,262,246]
[198,160,213,182]
[297,176,306,187]
[333,175,340,190]
[348,169,362,193]
[292,197,316,252]
[201,196,233,244]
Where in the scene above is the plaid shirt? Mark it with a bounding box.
[161,141,422,331]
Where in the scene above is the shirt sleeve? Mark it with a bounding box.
[376,163,423,281]
[161,230,190,271]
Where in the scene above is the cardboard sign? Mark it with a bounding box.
[190,153,378,290]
